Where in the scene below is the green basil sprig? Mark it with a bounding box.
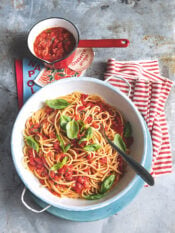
[79,127,93,144]
[46,98,70,109]
[78,120,86,133]
[64,144,71,153]
[56,134,64,150]
[86,127,93,139]
[50,156,68,171]
[83,143,101,152]
[60,115,71,130]
[56,134,71,153]
[25,136,39,152]
[113,134,126,152]
[100,174,116,194]
[66,120,79,139]
[83,174,116,200]
[124,121,132,138]
[84,193,105,200]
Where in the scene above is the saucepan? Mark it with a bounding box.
[27,17,130,69]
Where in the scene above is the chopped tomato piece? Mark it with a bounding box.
[45,106,53,114]
[53,141,61,152]
[58,165,67,175]
[41,168,48,177]
[91,122,99,129]
[28,148,34,157]
[50,171,55,179]
[86,102,95,108]
[76,176,89,189]
[80,94,88,100]
[55,154,60,161]
[80,94,88,105]
[74,114,79,121]
[77,106,85,111]
[65,170,73,181]
[54,175,60,182]
[100,157,107,164]
[29,157,36,166]
[73,182,83,194]
[33,157,42,164]
[85,116,92,124]
[36,164,43,169]
[86,153,93,161]
[39,179,45,185]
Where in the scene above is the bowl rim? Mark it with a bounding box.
[27,17,80,65]
[11,77,147,211]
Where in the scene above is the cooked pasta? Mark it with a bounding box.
[23,92,133,199]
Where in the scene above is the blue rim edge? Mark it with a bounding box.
[30,122,152,221]
[11,77,150,212]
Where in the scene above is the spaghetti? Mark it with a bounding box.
[23,92,133,199]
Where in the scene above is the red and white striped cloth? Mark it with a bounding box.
[104,59,173,177]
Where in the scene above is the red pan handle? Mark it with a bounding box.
[78,39,129,48]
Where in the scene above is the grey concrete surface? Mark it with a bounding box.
[0,0,175,232]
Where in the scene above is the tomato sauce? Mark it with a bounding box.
[34,27,76,62]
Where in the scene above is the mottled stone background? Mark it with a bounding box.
[0,0,175,232]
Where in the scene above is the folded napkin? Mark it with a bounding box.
[104,59,173,177]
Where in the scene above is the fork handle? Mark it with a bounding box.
[106,137,154,186]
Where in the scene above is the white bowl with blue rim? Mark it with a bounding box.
[11,77,152,221]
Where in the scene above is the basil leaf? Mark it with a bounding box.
[80,125,86,133]
[79,127,93,144]
[114,134,126,152]
[100,174,116,193]
[60,115,71,130]
[78,120,84,127]
[66,120,79,139]
[84,193,105,200]
[62,156,68,165]
[83,144,101,152]
[25,136,39,152]
[56,134,71,152]
[64,144,71,153]
[50,162,62,171]
[56,134,64,151]
[46,98,70,109]
[78,120,86,133]
[85,127,93,140]
[50,156,68,171]
[78,137,87,144]
[124,121,132,138]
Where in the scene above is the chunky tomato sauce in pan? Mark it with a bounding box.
[34,27,76,62]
